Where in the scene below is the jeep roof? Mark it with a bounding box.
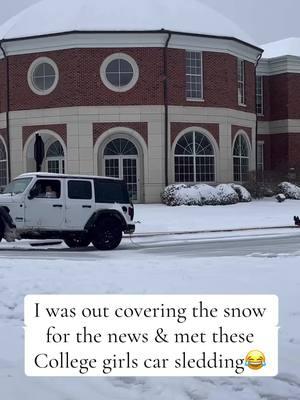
[16,172,123,181]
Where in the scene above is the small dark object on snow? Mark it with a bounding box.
[294,216,300,226]
[275,193,286,203]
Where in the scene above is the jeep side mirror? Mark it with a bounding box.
[28,187,39,200]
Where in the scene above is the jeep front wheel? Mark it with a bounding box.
[92,218,122,250]
[64,235,91,248]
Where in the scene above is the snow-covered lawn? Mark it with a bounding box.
[134,198,300,233]
[1,198,300,399]
[1,250,300,399]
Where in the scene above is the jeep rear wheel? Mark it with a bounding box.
[64,235,91,248]
[92,217,122,250]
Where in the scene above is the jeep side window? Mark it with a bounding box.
[30,179,61,199]
[94,179,129,203]
[68,180,92,200]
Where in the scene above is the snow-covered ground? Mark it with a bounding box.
[1,198,300,399]
[134,198,300,233]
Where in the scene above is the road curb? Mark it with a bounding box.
[125,225,300,238]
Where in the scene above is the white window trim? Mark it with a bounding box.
[100,53,139,93]
[186,51,204,101]
[174,130,216,183]
[232,133,250,182]
[27,57,59,96]
[256,75,264,116]
[257,140,264,171]
[238,59,246,106]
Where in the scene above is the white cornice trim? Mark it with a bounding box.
[257,55,300,75]
[7,105,256,126]
[0,32,260,63]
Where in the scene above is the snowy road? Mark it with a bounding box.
[0,230,299,259]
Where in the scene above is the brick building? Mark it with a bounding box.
[257,38,300,181]
[0,0,265,202]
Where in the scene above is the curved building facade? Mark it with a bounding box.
[0,0,262,201]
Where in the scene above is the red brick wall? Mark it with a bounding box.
[22,124,67,147]
[93,122,148,145]
[258,74,300,121]
[4,48,256,113]
[0,59,7,113]
[167,50,255,112]
[288,133,300,167]
[257,133,300,173]
[170,122,219,145]
[8,48,164,111]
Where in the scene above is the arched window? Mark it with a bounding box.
[104,138,138,156]
[233,134,249,182]
[103,138,139,201]
[174,131,215,182]
[46,140,65,174]
[0,140,8,187]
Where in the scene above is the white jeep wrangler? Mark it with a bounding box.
[0,173,135,250]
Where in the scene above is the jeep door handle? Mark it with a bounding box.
[82,205,91,208]
[53,204,63,208]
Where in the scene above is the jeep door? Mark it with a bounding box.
[24,178,65,229]
[65,179,95,229]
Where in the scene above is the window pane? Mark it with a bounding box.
[47,141,64,157]
[120,72,133,86]
[106,60,119,73]
[0,160,7,186]
[106,72,119,86]
[104,139,137,156]
[256,76,263,115]
[105,159,119,178]
[33,62,56,91]
[196,156,215,182]
[175,156,194,182]
[257,142,264,171]
[94,179,129,203]
[68,180,92,200]
[105,58,134,88]
[32,179,61,198]
[120,59,133,73]
[186,51,202,99]
[47,160,60,174]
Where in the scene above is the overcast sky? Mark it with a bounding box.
[0,0,298,45]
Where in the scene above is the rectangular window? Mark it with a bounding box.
[257,141,264,172]
[186,51,203,100]
[32,179,61,198]
[256,75,264,115]
[68,180,92,200]
[237,59,245,105]
[94,179,129,204]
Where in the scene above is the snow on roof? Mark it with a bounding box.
[0,0,256,46]
[262,37,300,58]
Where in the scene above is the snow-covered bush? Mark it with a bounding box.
[194,184,221,205]
[231,184,252,202]
[161,184,201,206]
[174,186,202,206]
[278,182,300,200]
[216,184,239,205]
[160,184,188,206]
[161,183,250,206]
[276,193,286,203]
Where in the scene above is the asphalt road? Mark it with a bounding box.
[0,231,299,259]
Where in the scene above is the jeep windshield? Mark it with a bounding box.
[3,177,33,195]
